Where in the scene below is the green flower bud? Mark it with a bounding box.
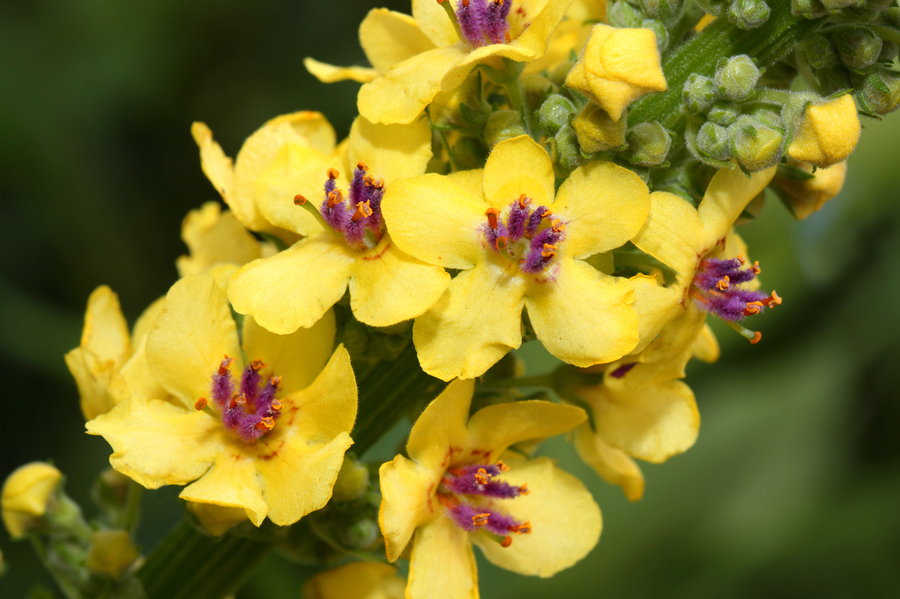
[800,36,839,70]
[707,102,741,126]
[341,519,380,550]
[683,74,719,113]
[727,0,770,30]
[729,114,784,171]
[696,122,732,162]
[539,94,577,136]
[817,66,852,95]
[715,55,760,101]
[452,137,489,170]
[626,121,671,167]
[332,458,370,502]
[640,0,684,23]
[608,1,645,28]
[747,105,783,129]
[857,68,900,114]
[554,123,591,171]
[884,7,900,26]
[833,28,883,70]
[880,40,898,62]
[483,110,527,148]
[641,19,669,51]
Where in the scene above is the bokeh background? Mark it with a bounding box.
[2,1,899,597]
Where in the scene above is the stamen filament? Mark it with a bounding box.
[726,321,762,344]
[293,194,332,232]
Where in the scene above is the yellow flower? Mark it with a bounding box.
[787,94,860,168]
[379,379,599,599]
[382,135,650,380]
[228,116,450,334]
[192,111,338,236]
[525,0,607,76]
[304,562,405,599]
[565,24,667,121]
[775,160,848,220]
[306,0,575,124]
[65,286,168,420]
[2,462,62,539]
[85,530,140,577]
[87,274,356,529]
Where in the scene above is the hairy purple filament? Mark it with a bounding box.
[209,357,283,443]
[689,257,781,322]
[319,164,385,249]
[455,0,512,48]
[482,196,566,275]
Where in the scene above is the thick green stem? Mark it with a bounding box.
[502,58,540,139]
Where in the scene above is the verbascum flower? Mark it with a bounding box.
[775,160,848,220]
[228,116,450,334]
[2,463,62,539]
[87,274,356,529]
[65,286,168,420]
[382,135,650,380]
[304,562,405,599]
[565,24,667,121]
[787,94,860,169]
[379,379,599,599]
[306,0,575,124]
[192,111,337,237]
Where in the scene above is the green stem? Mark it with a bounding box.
[123,479,143,533]
[502,58,540,139]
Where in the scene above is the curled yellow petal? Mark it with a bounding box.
[303,57,378,83]
[787,94,860,168]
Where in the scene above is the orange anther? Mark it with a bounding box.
[495,236,508,252]
[541,244,556,261]
[271,399,283,411]
[736,254,746,265]
[195,398,208,411]
[327,168,339,180]
[743,301,763,316]
[510,521,531,534]
[750,331,762,345]
[763,291,782,307]
[472,513,490,527]
[519,483,530,496]
[475,468,491,485]
[541,209,554,219]
[269,376,282,388]
[501,535,513,548]
[716,276,730,291]
[551,219,566,232]
[485,207,501,230]
[357,161,368,171]
[327,189,343,208]
[518,194,531,208]
[293,194,307,206]
[218,356,235,376]
[351,200,373,222]
[751,261,761,274]
[229,393,246,410]
[250,359,266,371]
[255,417,275,431]
[496,460,509,472]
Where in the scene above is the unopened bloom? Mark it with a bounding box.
[565,24,667,121]
[383,135,650,380]
[228,116,449,333]
[87,274,355,528]
[85,530,140,577]
[775,160,848,220]
[306,0,575,124]
[304,562,405,599]
[2,462,62,539]
[787,94,860,168]
[380,379,599,599]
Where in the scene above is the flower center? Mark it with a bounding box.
[437,460,531,547]
[440,0,512,48]
[195,356,284,443]
[293,163,385,250]
[689,255,782,343]
[481,194,567,276]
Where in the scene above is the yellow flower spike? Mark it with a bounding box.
[384,135,649,380]
[566,24,667,122]
[1,462,62,539]
[176,202,266,277]
[85,530,140,577]
[775,160,848,220]
[787,94,861,168]
[87,274,356,528]
[305,562,406,599]
[379,379,600,599]
[230,116,449,334]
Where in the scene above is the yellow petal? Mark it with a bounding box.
[698,166,777,246]
[628,275,682,356]
[632,191,704,277]
[349,237,450,327]
[86,395,222,489]
[227,235,355,334]
[692,323,720,363]
[775,160,847,220]
[253,143,331,237]
[482,136,555,207]
[304,562,404,599]
[358,45,468,125]
[145,275,242,408]
[787,94,860,168]
[525,259,638,367]
[466,401,586,461]
[80,285,131,366]
[176,202,262,276]
[303,57,378,83]
[65,347,129,421]
[407,379,473,471]
[119,335,168,403]
[510,0,576,58]
[447,168,487,204]
[185,502,248,537]
[573,423,645,501]
[241,309,336,397]
[379,455,438,562]
[571,101,628,153]
[191,121,235,219]
[414,260,527,381]
[1,462,62,539]
[131,296,165,347]
[412,0,459,47]
[554,160,651,258]
[346,116,432,185]
[382,173,486,270]
[359,9,436,74]
[471,455,601,577]
[407,517,479,599]
[179,453,268,527]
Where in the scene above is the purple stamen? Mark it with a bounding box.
[204,358,283,443]
[610,363,637,379]
[443,464,527,499]
[690,258,779,323]
[486,0,512,44]
[313,165,386,249]
[454,0,511,48]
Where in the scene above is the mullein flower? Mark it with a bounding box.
[304,562,406,599]
[379,379,600,599]
[382,135,650,380]
[306,0,575,124]
[228,116,450,334]
[87,274,356,529]
[774,159,848,220]
[786,94,860,169]
[2,463,63,539]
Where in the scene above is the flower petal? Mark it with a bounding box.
[304,562,403,599]
[697,166,776,246]
[254,143,332,237]
[412,0,459,47]
[86,395,222,489]
[131,296,166,347]
[466,401,586,461]
[228,235,355,334]
[65,347,128,421]
[176,202,263,276]
[303,57,378,83]
[407,517,479,599]
[407,378,473,470]
[525,259,638,367]
[482,136,555,208]
[185,502,248,537]
[286,345,358,444]
[179,453,268,527]
[379,455,439,562]
[414,260,527,381]
[632,191,705,277]
[628,274,683,356]
[80,285,131,366]
[146,275,242,408]
[119,335,169,403]
[346,116,432,186]
[359,8,436,75]
[692,324,720,363]
[554,160,651,258]
[472,455,601,577]
[573,423,644,501]
[349,237,450,327]
[191,122,236,219]
[510,0,576,58]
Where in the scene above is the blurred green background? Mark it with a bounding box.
[1,1,899,597]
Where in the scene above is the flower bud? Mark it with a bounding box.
[787,94,860,168]
[832,27,883,70]
[880,41,898,62]
[539,94,577,136]
[571,102,627,154]
[341,518,380,549]
[727,0,770,30]
[608,1,644,28]
[554,124,591,171]
[775,160,847,220]
[696,122,733,162]
[884,7,900,26]
[747,105,783,129]
[800,36,839,70]
[707,101,741,126]
[641,19,669,51]
[1,462,62,539]
[483,110,527,148]
[452,137,489,170]
[640,0,684,24]
[715,55,760,101]
[86,530,140,577]
[626,121,671,166]
[332,457,370,502]
[857,68,900,115]
[683,74,719,113]
[186,502,248,537]
[729,114,784,171]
